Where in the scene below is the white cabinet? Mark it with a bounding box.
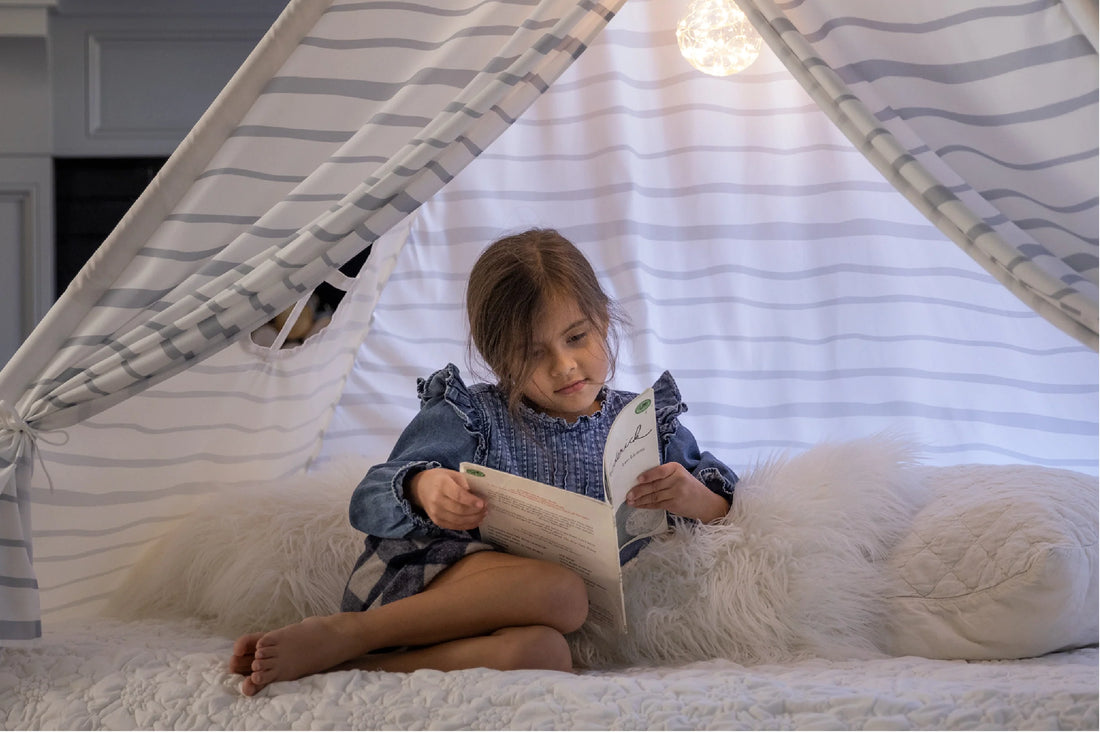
[0,0,285,365]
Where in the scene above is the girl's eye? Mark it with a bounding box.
[567,331,587,345]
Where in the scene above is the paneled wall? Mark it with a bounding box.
[0,0,286,365]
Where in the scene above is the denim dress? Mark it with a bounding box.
[340,364,738,613]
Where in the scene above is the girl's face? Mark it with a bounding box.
[519,295,609,422]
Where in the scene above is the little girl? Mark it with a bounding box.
[230,228,739,695]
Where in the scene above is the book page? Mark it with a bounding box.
[602,388,667,553]
[461,463,627,633]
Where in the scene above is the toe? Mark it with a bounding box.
[228,654,254,675]
[240,675,265,697]
[233,632,263,656]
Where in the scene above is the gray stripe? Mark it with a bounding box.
[476,141,858,163]
[625,364,1096,394]
[801,0,1058,43]
[918,443,1100,468]
[513,101,825,126]
[35,442,318,472]
[981,189,1098,215]
[439,179,898,202]
[0,575,38,589]
[137,246,226,262]
[879,90,1098,126]
[705,438,1096,469]
[689,401,1096,434]
[164,213,261,225]
[936,144,1097,171]
[0,619,40,639]
[373,290,1037,319]
[265,68,481,101]
[96,288,174,309]
[328,154,390,164]
[196,168,307,183]
[548,65,792,92]
[39,591,114,617]
[230,125,356,142]
[367,325,1088,357]
[33,513,187,539]
[301,21,554,51]
[182,350,362,379]
[333,392,420,409]
[35,537,157,564]
[79,416,326,437]
[1064,253,1100,272]
[320,426,416,441]
[386,259,1001,285]
[410,219,947,245]
[285,193,344,202]
[618,290,1035,318]
[1015,218,1099,246]
[30,467,307,510]
[325,0,543,18]
[598,260,996,284]
[836,38,1090,85]
[36,564,129,594]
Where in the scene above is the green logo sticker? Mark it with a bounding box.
[635,398,652,414]
[465,468,486,477]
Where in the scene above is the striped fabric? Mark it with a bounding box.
[739,0,1099,348]
[0,0,624,640]
[317,0,1098,483]
[1,0,1096,643]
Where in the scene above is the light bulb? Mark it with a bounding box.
[676,0,763,76]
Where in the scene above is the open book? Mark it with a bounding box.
[460,389,666,634]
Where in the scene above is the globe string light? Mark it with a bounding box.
[676,0,764,76]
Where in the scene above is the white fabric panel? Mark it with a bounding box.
[318,0,1098,477]
[29,287,367,620]
[13,0,625,629]
[744,0,1098,345]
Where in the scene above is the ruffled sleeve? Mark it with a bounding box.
[348,364,485,539]
[417,362,484,438]
[649,371,740,509]
[650,370,687,438]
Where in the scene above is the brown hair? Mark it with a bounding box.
[466,228,625,413]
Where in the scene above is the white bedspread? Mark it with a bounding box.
[2,617,1096,730]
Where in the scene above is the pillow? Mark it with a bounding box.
[883,464,1098,660]
[105,456,372,638]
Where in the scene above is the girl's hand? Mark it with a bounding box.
[626,463,730,523]
[407,468,487,531]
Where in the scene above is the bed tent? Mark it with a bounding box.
[1,0,1096,643]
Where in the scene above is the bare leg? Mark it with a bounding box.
[339,625,574,675]
[230,552,587,695]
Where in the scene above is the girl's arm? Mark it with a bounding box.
[626,422,738,523]
[349,393,481,539]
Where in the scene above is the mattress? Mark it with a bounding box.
[2,617,1096,730]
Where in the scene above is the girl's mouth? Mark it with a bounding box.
[556,380,587,395]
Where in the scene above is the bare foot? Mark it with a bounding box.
[229,632,262,675]
[239,614,369,696]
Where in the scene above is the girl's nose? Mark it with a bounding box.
[550,350,575,376]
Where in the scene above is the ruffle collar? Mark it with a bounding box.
[419,363,687,435]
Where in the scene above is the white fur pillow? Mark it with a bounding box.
[569,434,926,667]
[883,464,1098,660]
[106,456,371,638]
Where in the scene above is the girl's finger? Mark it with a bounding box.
[635,464,675,485]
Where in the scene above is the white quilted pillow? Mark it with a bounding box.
[884,464,1098,660]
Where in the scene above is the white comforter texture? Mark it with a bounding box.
[7,436,1097,730]
[2,617,1096,730]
